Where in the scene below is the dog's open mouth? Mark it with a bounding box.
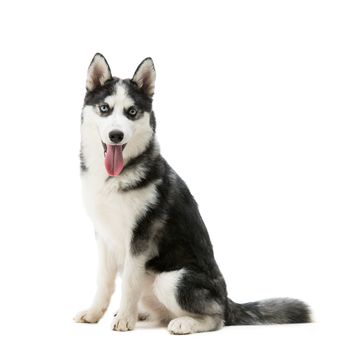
[102,142,126,177]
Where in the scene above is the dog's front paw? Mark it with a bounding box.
[112,312,137,331]
[73,308,104,323]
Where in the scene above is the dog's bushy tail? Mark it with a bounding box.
[224,298,311,326]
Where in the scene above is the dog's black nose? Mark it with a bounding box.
[109,130,124,144]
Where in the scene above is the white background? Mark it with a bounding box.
[0,0,356,349]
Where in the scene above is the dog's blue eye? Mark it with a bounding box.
[99,104,109,113]
[128,107,137,116]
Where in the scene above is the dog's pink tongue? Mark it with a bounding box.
[104,145,124,176]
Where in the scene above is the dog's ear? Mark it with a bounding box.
[86,53,112,91]
[132,58,156,97]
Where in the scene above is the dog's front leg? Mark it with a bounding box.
[112,255,146,331]
[74,236,117,323]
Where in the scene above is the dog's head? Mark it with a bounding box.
[81,53,156,176]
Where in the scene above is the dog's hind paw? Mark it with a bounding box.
[168,316,197,335]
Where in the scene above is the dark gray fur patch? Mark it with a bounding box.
[224,297,311,325]
[79,146,87,172]
[176,272,226,317]
[84,77,119,106]
[122,79,153,113]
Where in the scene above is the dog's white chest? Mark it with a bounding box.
[81,172,157,272]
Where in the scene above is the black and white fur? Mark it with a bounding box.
[74,54,311,334]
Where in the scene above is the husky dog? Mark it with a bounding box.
[74,53,311,334]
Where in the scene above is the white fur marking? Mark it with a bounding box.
[153,269,186,317]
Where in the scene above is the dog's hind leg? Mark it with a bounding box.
[153,269,225,334]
